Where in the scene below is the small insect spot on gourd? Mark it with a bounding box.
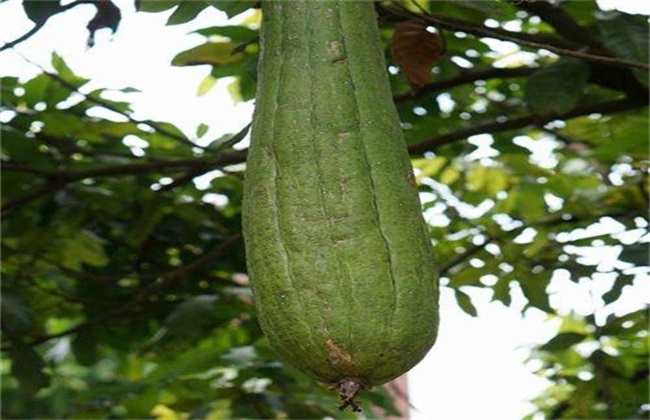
[337,132,350,139]
[328,40,341,55]
[332,57,348,65]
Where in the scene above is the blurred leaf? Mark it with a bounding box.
[164,295,219,337]
[60,230,109,271]
[196,123,208,138]
[51,53,89,88]
[540,332,587,352]
[197,73,217,96]
[525,58,590,115]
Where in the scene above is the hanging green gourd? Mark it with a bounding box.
[242,0,439,411]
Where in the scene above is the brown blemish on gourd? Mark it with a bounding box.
[325,339,353,365]
[407,170,418,187]
[337,132,350,139]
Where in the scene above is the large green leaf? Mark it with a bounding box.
[525,58,590,115]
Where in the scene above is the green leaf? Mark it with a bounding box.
[525,58,590,115]
[9,343,50,395]
[51,52,89,89]
[172,42,246,67]
[455,289,478,317]
[204,0,255,18]
[166,1,208,25]
[598,12,649,86]
[539,332,587,352]
[193,25,258,42]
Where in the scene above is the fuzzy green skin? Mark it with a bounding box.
[242,0,439,387]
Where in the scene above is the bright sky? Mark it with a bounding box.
[0,1,648,419]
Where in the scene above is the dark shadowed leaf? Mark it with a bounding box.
[22,0,62,24]
[518,274,553,313]
[1,292,33,333]
[9,344,50,395]
[598,12,649,86]
[525,58,590,115]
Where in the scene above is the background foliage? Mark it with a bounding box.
[1,0,648,418]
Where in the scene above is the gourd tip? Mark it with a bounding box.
[331,378,366,412]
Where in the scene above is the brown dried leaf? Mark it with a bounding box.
[390,20,444,88]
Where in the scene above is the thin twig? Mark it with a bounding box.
[0,0,93,51]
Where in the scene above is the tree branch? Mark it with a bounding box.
[393,66,537,103]
[407,98,647,154]
[510,0,605,51]
[2,149,246,180]
[383,3,649,71]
